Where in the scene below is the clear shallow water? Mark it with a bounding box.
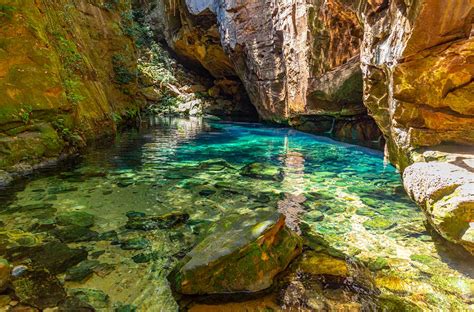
[0,117,473,311]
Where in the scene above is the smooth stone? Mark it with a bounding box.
[65,260,100,282]
[56,211,95,228]
[119,237,150,250]
[12,269,66,309]
[68,288,110,310]
[169,211,302,294]
[125,212,189,231]
[0,258,11,291]
[240,162,284,181]
[51,226,99,243]
[11,265,28,277]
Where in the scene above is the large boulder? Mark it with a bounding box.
[403,162,474,254]
[169,211,302,295]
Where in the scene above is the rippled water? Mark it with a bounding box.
[0,117,472,311]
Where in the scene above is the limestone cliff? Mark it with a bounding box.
[360,0,474,254]
[0,0,140,177]
[145,0,383,147]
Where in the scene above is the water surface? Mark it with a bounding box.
[0,117,472,311]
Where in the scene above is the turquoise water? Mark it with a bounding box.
[0,117,472,311]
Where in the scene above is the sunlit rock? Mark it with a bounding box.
[169,212,302,294]
[403,162,474,254]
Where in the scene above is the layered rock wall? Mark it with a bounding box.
[0,0,140,175]
[148,0,383,146]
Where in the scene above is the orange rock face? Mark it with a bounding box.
[361,0,474,169]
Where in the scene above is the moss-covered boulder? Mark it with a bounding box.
[168,211,302,294]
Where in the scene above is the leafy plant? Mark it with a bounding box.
[112,53,136,85]
[64,79,85,104]
[52,118,82,147]
[19,105,33,124]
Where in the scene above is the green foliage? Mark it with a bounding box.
[64,79,85,104]
[103,0,120,11]
[0,5,16,20]
[55,35,85,75]
[112,53,136,85]
[52,118,82,147]
[19,105,33,124]
[120,9,152,47]
[110,112,122,123]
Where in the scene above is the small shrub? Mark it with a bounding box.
[112,54,136,85]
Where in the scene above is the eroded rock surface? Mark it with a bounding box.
[360,0,474,170]
[403,161,474,254]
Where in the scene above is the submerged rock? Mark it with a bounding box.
[8,242,88,274]
[11,269,66,309]
[65,260,100,282]
[125,212,189,231]
[119,237,150,250]
[56,211,95,228]
[240,163,284,181]
[68,288,110,310]
[169,212,302,294]
[51,225,99,243]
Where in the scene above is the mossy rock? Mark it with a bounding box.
[377,294,423,312]
[168,211,302,294]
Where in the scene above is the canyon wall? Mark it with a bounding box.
[0,0,140,178]
[145,0,383,147]
[360,0,474,254]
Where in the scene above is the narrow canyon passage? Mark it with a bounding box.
[1,117,472,310]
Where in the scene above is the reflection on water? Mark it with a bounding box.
[0,117,473,311]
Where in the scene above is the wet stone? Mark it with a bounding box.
[125,212,189,231]
[58,296,94,312]
[11,269,66,309]
[8,242,88,274]
[131,251,161,263]
[65,260,100,282]
[51,226,99,243]
[240,162,284,181]
[169,212,302,294]
[56,211,95,228]
[97,230,118,241]
[68,288,110,310]
[119,237,150,250]
[363,217,396,231]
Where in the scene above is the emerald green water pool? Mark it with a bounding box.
[0,117,472,311]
